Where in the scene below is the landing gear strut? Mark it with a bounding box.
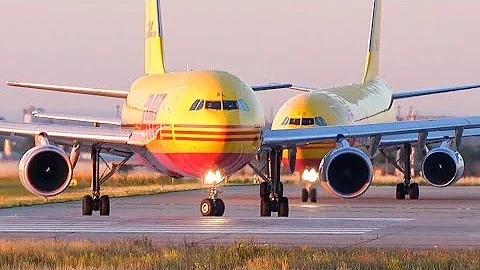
[200,185,225,217]
[82,144,133,216]
[394,144,419,200]
[250,148,289,217]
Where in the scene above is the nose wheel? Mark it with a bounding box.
[200,186,225,216]
[301,186,317,203]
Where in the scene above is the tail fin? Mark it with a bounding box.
[145,0,166,75]
[362,0,382,83]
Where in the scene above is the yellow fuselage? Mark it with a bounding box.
[272,78,395,173]
[121,70,265,178]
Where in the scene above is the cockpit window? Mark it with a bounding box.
[284,117,326,126]
[289,118,300,125]
[223,100,239,110]
[190,99,250,111]
[315,117,327,126]
[189,100,200,111]
[196,100,204,110]
[301,118,315,126]
[205,101,222,110]
[238,99,250,111]
[189,99,205,111]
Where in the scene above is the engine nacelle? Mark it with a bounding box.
[422,147,464,187]
[19,145,73,197]
[319,145,373,199]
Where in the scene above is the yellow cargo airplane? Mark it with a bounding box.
[3,0,480,218]
[1,0,290,217]
[269,0,480,206]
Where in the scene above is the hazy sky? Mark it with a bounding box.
[1,0,480,121]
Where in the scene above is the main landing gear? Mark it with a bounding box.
[250,149,289,217]
[301,185,317,203]
[82,144,133,216]
[383,144,419,200]
[200,185,225,217]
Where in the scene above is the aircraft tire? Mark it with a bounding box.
[301,188,308,202]
[82,195,93,216]
[260,198,271,217]
[309,188,317,203]
[100,195,110,216]
[214,199,225,216]
[260,182,270,199]
[396,183,406,200]
[278,197,289,217]
[408,183,420,200]
[200,198,215,216]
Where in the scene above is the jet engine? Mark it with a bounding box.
[422,139,464,187]
[319,138,373,198]
[19,144,73,198]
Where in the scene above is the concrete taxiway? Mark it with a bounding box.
[1,185,480,248]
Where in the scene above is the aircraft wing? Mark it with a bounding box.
[288,83,480,97]
[378,127,480,150]
[7,81,292,94]
[6,81,129,98]
[262,117,480,151]
[0,121,146,156]
[251,83,292,91]
[288,85,317,92]
[32,112,121,126]
[392,84,480,100]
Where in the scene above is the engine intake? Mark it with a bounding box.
[19,145,73,197]
[422,145,464,187]
[319,139,373,198]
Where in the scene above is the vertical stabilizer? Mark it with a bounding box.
[145,0,166,75]
[362,0,382,83]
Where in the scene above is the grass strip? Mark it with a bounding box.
[0,238,479,269]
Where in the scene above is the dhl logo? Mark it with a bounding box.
[145,21,158,38]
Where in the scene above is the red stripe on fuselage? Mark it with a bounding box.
[158,130,260,136]
[160,136,259,142]
[122,123,261,129]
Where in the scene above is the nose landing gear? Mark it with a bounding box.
[200,185,225,216]
[301,186,317,203]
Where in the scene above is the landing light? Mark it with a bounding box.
[302,169,319,183]
[203,170,224,185]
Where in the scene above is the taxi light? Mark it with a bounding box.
[204,170,224,185]
[302,168,319,183]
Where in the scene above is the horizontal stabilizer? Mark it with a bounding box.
[32,112,121,126]
[251,83,292,91]
[6,81,129,99]
[392,84,480,100]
